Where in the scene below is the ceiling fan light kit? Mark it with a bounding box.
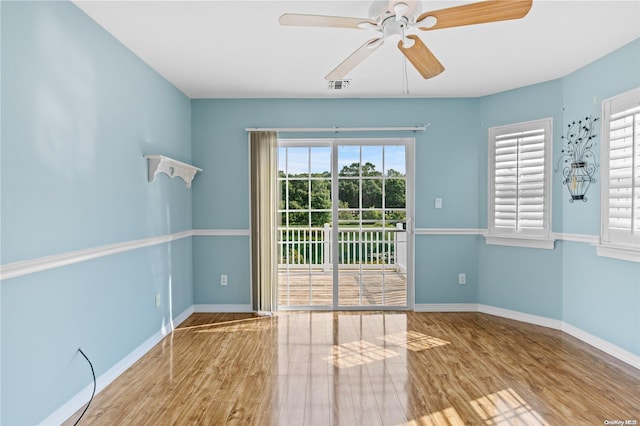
[279,0,533,81]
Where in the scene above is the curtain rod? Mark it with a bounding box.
[245,125,428,133]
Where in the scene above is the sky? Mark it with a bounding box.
[278,144,406,176]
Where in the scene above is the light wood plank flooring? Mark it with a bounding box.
[65,312,639,425]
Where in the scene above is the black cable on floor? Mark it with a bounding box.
[74,348,96,426]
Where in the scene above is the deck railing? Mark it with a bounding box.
[278,223,406,272]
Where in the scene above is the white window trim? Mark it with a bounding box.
[485,235,555,250]
[486,118,554,249]
[598,87,640,263]
[595,243,640,263]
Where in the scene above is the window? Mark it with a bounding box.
[487,118,553,249]
[599,87,640,262]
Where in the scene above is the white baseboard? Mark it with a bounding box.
[414,303,478,312]
[171,305,194,329]
[193,304,253,313]
[562,322,640,369]
[415,303,638,370]
[476,304,564,330]
[40,306,193,426]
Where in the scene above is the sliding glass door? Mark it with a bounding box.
[336,142,410,307]
[278,142,334,307]
[278,138,414,310]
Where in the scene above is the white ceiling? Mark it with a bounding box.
[73,0,640,99]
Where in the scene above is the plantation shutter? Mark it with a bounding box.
[489,119,551,236]
[603,88,640,245]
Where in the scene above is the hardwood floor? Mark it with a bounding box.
[64,312,639,425]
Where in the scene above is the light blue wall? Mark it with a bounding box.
[1,2,193,424]
[1,2,193,263]
[561,242,639,354]
[476,39,640,353]
[478,244,563,319]
[191,98,481,229]
[192,236,251,305]
[560,39,640,355]
[561,39,640,235]
[1,243,193,425]
[1,2,638,424]
[191,98,482,305]
[476,79,565,320]
[415,236,479,304]
[477,79,565,232]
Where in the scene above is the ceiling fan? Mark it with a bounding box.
[279,0,533,81]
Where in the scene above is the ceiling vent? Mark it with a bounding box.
[328,80,350,90]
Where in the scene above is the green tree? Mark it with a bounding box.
[280,163,405,227]
[385,169,406,209]
[339,162,383,209]
[310,178,331,226]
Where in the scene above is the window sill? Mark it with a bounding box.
[485,235,555,250]
[595,243,640,263]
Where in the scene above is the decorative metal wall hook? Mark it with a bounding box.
[555,115,599,202]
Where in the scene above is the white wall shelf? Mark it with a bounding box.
[143,155,202,188]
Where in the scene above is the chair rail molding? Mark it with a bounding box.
[415,228,486,236]
[0,229,253,281]
[0,230,193,281]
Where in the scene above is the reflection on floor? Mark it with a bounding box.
[324,340,400,369]
[64,311,640,426]
[379,330,450,352]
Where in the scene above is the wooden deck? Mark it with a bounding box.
[278,270,407,307]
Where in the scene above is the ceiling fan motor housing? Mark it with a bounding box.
[368,0,422,23]
[382,17,409,41]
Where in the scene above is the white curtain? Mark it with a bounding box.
[249,131,278,314]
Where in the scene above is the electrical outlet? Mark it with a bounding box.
[435,198,443,209]
[155,293,161,308]
[220,274,228,286]
[458,273,466,285]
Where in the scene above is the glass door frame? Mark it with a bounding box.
[277,137,415,311]
[332,138,414,311]
[277,139,334,311]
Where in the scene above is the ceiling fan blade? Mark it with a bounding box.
[398,35,444,79]
[416,0,533,31]
[279,13,377,29]
[325,38,385,80]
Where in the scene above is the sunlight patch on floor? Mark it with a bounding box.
[401,388,549,425]
[324,340,399,368]
[403,406,466,426]
[380,330,450,352]
[470,388,549,426]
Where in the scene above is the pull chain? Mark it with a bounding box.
[401,24,410,96]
